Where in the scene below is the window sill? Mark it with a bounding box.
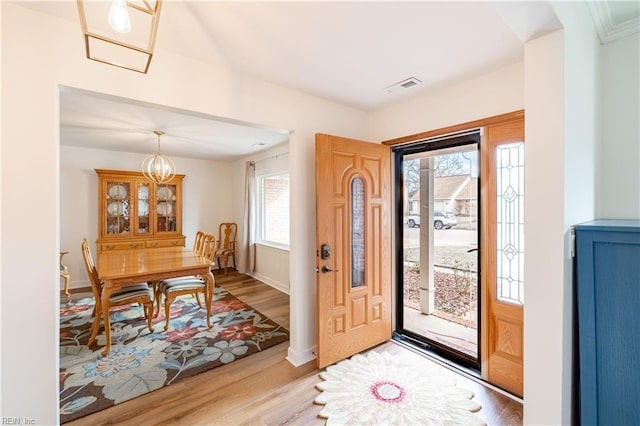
[255,241,290,252]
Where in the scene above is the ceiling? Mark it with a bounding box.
[15,1,637,161]
[59,86,291,161]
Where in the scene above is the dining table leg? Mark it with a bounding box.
[205,271,215,328]
[100,283,114,356]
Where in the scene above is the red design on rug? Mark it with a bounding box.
[370,381,406,403]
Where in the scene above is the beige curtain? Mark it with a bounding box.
[240,161,256,273]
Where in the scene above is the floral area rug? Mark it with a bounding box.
[315,351,485,426]
[59,286,288,423]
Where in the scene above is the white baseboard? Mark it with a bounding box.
[247,272,290,295]
[286,345,317,367]
[68,280,91,291]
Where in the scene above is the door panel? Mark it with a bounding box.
[481,117,525,397]
[316,133,392,368]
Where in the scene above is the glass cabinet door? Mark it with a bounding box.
[136,181,150,235]
[105,181,131,235]
[155,183,177,233]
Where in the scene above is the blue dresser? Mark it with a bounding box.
[574,220,640,426]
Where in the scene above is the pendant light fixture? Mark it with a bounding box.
[142,130,176,184]
[76,0,163,73]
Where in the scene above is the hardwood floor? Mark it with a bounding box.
[66,271,522,425]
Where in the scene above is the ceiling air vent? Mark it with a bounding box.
[385,77,422,93]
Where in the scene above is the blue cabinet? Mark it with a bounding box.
[575,220,640,426]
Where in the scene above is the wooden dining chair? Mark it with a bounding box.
[152,230,215,316]
[190,230,207,307]
[214,222,237,274]
[193,230,206,255]
[81,239,154,347]
[155,232,216,331]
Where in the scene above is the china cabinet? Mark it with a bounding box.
[95,169,186,252]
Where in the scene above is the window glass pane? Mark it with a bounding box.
[496,142,525,305]
[260,174,290,246]
[351,177,365,288]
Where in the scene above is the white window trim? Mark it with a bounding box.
[255,241,290,252]
[256,171,290,249]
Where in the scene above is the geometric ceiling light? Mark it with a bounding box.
[76,0,163,73]
[142,130,176,184]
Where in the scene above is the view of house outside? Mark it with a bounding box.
[402,150,479,358]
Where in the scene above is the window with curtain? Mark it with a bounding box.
[256,172,290,248]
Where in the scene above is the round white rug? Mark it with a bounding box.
[315,351,485,425]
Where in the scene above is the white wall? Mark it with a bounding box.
[253,245,290,294]
[558,4,601,424]
[1,4,369,422]
[60,145,233,289]
[523,30,567,425]
[598,33,640,219]
[0,0,3,411]
[525,2,602,424]
[370,61,524,141]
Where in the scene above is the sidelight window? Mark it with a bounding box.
[496,143,525,304]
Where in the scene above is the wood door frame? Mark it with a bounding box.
[382,111,524,148]
[480,115,525,396]
[383,110,525,392]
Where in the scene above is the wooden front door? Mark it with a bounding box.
[481,115,525,396]
[315,133,392,368]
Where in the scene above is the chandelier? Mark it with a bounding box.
[142,130,176,184]
[76,0,163,73]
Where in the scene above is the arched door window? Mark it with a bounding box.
[351,176,365,288]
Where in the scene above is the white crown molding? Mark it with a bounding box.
[588,1,640,44]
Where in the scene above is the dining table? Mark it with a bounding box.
[95,246,215,356]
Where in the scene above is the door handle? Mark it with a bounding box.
[321,265,338,273]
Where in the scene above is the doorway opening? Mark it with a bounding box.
[393,132,481,370]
